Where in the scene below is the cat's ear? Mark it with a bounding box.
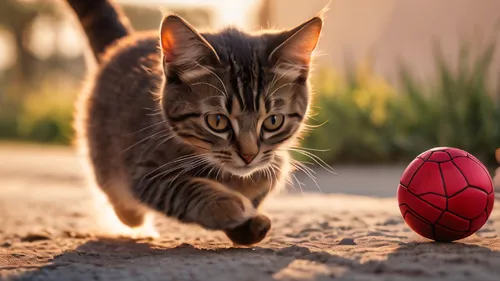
[160,15,219,68]
[269,17,322,67]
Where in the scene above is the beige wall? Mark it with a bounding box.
[266,0,500,82]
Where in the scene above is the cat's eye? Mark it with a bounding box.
[205,114,231,133]
[263,114,285,132]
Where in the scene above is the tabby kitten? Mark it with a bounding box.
[67,0,323,245]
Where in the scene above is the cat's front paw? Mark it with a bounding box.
[224,214,271,245]
[200,193,255,230]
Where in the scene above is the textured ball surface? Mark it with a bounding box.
[397,147,495,241]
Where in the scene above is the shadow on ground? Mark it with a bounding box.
[10,237,500,281]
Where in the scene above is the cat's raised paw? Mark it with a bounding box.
[225,214,271,245]
[201,193,255,230]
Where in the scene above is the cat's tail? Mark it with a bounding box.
[65,0,133,62]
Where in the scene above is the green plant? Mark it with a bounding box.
[301,40,499,168]
[395,40,499,166]
[0,82,76,144]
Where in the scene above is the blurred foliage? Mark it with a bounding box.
[1,40,499,168]
[303,40,499,168]
[0,0,213,146]
[0,81,75,145]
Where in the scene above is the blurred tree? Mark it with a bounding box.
[0,0,86,89]
[0,0,38,85]
[0,0,61,85]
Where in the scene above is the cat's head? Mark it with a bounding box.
[158,15,322,177]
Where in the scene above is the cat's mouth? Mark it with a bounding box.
[226,165,260,177]
[209,151,273,177]
[218,160,271,177]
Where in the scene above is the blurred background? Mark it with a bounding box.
[1,0,499,195]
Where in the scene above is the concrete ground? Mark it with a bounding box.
[0,143,499,281]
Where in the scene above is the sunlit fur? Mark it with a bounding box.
[69,0,323,244]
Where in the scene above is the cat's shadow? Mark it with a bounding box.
[10,237,500,280]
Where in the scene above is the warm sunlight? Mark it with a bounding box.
[0,29,16,71]
[117,0,259,29]
[1,1,499,280]
[5,0,259,65]
[26,15,57,60]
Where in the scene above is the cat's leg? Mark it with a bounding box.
[225,188,273,245]
[224,213,271,245]
[134,177,270,245]
[112,202,145,228]
[99,178,147,228]
[87,177,159,238]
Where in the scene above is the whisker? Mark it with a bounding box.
[162,156,211,181]
[274,154,302,192]
[132,120,168,134]
[286,148,335,174]
[195,63,228,97]
[164,157,212,190]
[290,159,322,193]
[289,146,331,152]
[266,59,289,97]
[215,156,232,160]
[200,95,226,103]
[267,166,274,190]
[302,121,329,129]
[194,158,216,177]
[266,83,296,102]
[290,172,304,192]
[191,82,227,97]
[144,153,209,180]
[141,107,162,113]
[291,159,316,176]
[215,164,224,181]
[144,134,176,158]
[123,129,169,152]
[137,154,209,200]
[146,111,164,117]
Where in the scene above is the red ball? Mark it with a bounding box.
[397,147,495,242]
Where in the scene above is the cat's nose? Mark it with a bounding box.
[239,153,257,164]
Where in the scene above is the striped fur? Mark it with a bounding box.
[71,2,323,245]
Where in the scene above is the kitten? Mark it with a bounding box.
[67,0,323,245]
